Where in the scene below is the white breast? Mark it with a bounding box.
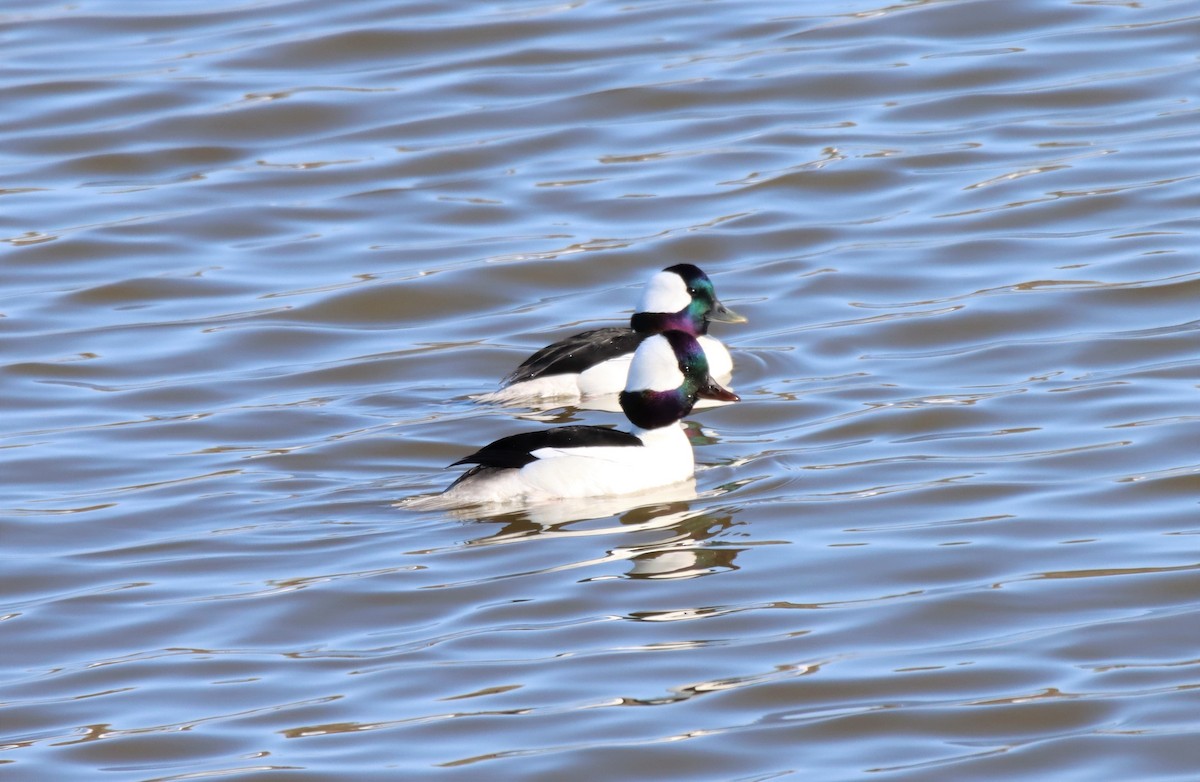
[690,336,736,410]
[698,335,733,381]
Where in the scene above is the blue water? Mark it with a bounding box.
[3,0,1199,779]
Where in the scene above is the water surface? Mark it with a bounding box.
[3,0,1200,779]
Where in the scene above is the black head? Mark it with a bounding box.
[619,331,739,430]
[632,264,746,336]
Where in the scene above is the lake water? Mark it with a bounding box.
[3,0,1199,779]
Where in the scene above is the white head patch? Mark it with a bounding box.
[625,335,685,392]
[636,270,692,314]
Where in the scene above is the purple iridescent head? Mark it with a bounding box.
[630,264,746,337]
[619,331,740,430]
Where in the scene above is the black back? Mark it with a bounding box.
[450,425,643,470]
[502,327,646,386]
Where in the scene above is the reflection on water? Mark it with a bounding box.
[4,0,1200,779]
[446,485,744,580]
[423,479,701,527]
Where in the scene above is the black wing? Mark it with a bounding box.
[450,425,643,470]
[502,327,645,386]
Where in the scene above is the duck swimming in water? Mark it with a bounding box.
[440,330,739,505]
[487,264,745,404]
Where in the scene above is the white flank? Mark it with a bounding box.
[624,335,685,392]
[577,353,634,396]
[636,270,692,314]
[478,353,635,404]
[435,421,695,506]
[476,373,583,403]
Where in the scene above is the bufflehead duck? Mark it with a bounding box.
[439,330,739,505]
[487,264,745,403]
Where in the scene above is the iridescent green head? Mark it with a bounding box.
[619,331,740,430]
[631,264,746,336]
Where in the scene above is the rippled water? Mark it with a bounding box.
[4,0,1200,779]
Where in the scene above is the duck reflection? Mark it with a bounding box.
[442,479,698,526]
[623,543,739,580]
[445,482,741,580]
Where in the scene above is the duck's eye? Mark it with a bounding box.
[687,287,698,296]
